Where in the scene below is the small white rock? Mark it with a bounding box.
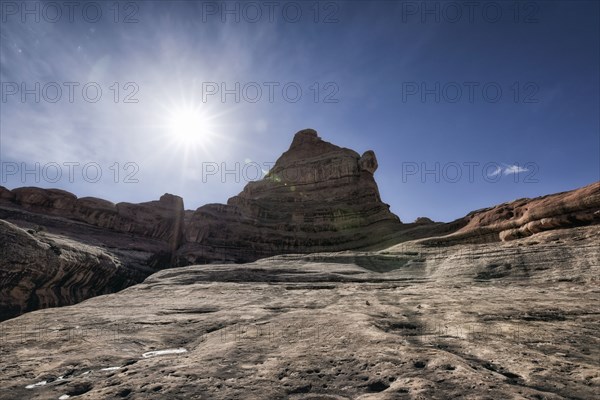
[142,348,188,358]
[25,380,47,389]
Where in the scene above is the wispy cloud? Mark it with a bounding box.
[503,165,529,175]
[486,164,529,178]
[489,166,503,176]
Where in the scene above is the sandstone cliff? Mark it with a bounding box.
[0,187,184,252]
[179,129,403,263]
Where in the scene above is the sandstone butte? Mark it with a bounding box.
[0,128,598,322]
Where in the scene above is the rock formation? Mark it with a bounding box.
[1,129,599,322]
[420,181,600,246]
[0,129,405,319]
[0,189,185,321]
[0,187,184,251]
[414,217,434,224]
[179,129,403,263]
[0,219,142,321]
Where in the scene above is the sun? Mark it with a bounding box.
[167,107,210,146]
[158,100,230,159]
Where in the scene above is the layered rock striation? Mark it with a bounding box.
[0,189,185,321]
[0,219,143,320]
[0,187,184,251]
[420,181,600,246]
[179,129,403,263]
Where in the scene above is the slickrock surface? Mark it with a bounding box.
[180,129,403,263]
[0,225,598,399]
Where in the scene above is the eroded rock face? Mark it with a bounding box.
[358,150,378,174]
[3,188,184,248]
[0,189,185,321]
[0,220,144,321]
[180,129,402,263]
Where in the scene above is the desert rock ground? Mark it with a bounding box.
[1,226,598,399]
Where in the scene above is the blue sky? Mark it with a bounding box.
[1,0,598,222]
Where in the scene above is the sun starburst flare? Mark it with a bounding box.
[167,107,213,147]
